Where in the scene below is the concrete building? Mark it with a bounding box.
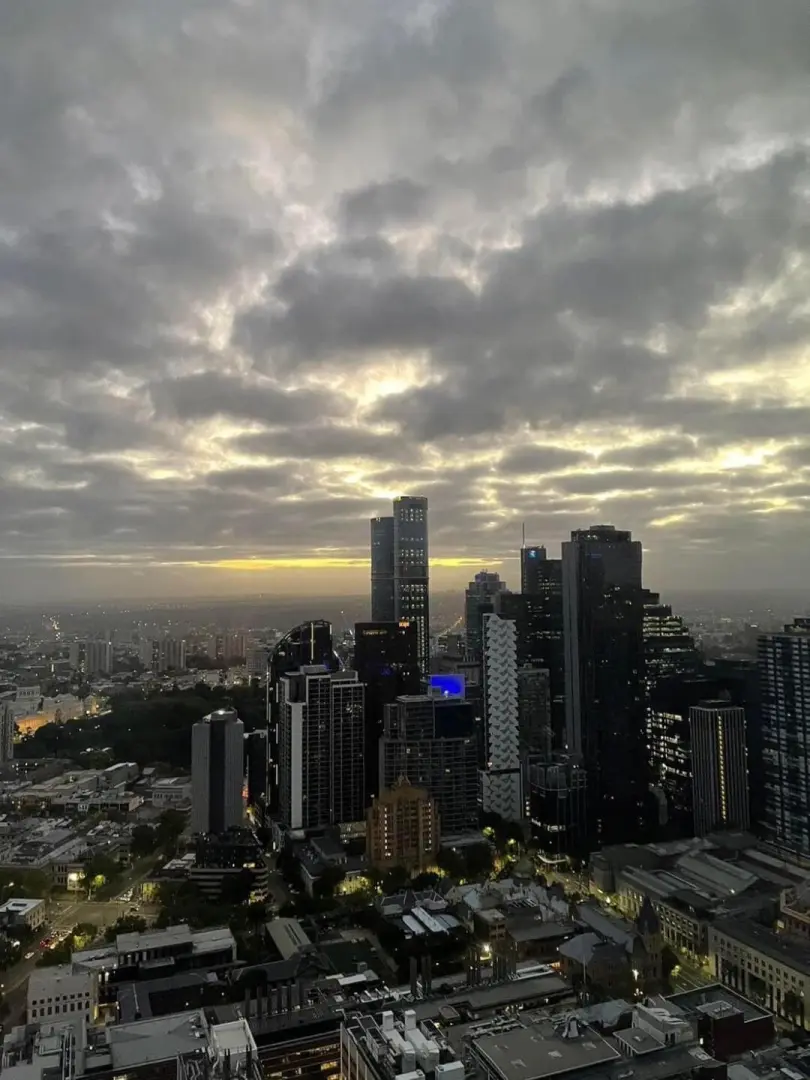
[245,647,268,679]
[690,702,749,837]
[68,641,112,676]
[278,667,365,831]
[366,778,439,871]
[191,708,245,836]
[465,571,508,661]
[481,613,522,822]
[27,965,98,1023]
[0,897,47,930]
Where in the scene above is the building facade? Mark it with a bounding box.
[760,620,810,856]
[353,621,420,800]
[366,778,440,871]
[481,613,522,822]
[380,695,478,836]
[140,638,187,674]
[278,667,365,831]
[562,525,647,845]
[69,641,112,676]
[690,701,749,837]
[370,516,396,622]
[520,543,548,595]
[0,699,14,763]
[464,570,508,662]
[191,708,245,836]
[393,496,430,678]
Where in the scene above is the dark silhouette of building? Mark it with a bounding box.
[370,516,395,622]
[245,729,268,816]
[353,621,420,799]
[191,708,245,836]
[708,656,764,830]
[526,754,587,861]
[464,570,508,662]
[691,701,749,836]
[521,543,547,594]
[562,525,647,846]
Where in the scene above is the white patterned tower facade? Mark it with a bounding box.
[481,613,523,821]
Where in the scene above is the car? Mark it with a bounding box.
[39,938,51,948]
[24,951,34,960]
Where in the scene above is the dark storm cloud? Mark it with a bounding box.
[2,0,810,598]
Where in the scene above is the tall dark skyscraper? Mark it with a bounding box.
[562,524,647,845]
[497,558,565,745]
[393,495,430,678]
[760,619,810,856]
[464,570,508,662]
[690,701,749,837]
[370,516,395,622]
[521,543,547,594]
[191,708,245,836]
[353,621,420,799]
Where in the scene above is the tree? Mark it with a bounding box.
[220,869,255,906]
[464,844,495,880]
[411,871,440,890]
[381,865,411,893]
[155,809,186,855]
[105,916,147,942]
[436,847,466,880]
[130,825,158,859]
[314,865,346,899]
[80,853,121,897]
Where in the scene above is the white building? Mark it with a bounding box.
[245,647,269,679]
[150,777,192,808]
[191,709,244,835]
[480,613,522,822]
[68,641,112,677]
[0,897,47,930]
[27,965,98,1023]
[278,666,365,831]
[140,638,187,674]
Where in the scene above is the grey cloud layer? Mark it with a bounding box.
[1,0,810,599]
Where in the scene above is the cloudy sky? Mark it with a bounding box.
[2,0,810,604]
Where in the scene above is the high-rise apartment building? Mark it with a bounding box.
[0,699,14,763]
[760,620,810,855]
[562,524,647,845]
[517,666,552,759]
[690,701,749,837]
[643,592,700,688]
[480,613,522,822]
[521,543,547,594]
[191,708,245,836]
[464,571,508,662]
[366,778,440,871]
[370,517,396,622]
[207,634,246,662]
[353,622,420,800]
[244,730,268,812]
[140,638,187,674]
[393,496,430,678]
[526,754,588,860]
[277,667,365,831]
[380,695,478,836]
[267,620,338,812]
[69,641,112,677]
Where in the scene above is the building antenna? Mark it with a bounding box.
[521,522,526,548]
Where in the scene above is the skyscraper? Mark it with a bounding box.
[760,619,810,855]
[278,667,365,831]
[191,708,245,836]
[353,621,420,799]
[480,613,522,822]
[690,701,749,837]
[521,543,547,594]
[465,571,508,662]
[370,516,395,622]
[366,778,440,872]
[393,496,430,677]
[380,695,478,836]
[497,558,565,745]
[140,638,187,674]
[69,641,113,677]
[244,729,269,814]
[562,524,647,845]
[267,620,339,811]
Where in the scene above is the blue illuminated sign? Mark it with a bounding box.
[429,674,466,699]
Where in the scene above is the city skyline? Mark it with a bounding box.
[3,3,810,603]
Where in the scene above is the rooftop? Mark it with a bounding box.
[107,1009,211,1070]
[472,1018,621,1080]
[668,983,772,1024]
[712,918,810,975]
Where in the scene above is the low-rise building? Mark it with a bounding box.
[27,965,98,1023]
[0,897,47,930]
[72,922,237,980]
[149,776,192,808]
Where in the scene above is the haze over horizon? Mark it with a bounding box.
[2,1,810,604]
